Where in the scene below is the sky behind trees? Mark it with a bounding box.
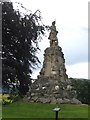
[12,0,88,79]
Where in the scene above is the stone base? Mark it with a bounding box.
[27,76,81,104]
[27,44,82,104]
[28,97,81,104]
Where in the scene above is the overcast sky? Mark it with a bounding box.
[12,0,89,79]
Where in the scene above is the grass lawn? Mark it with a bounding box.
[0,102,2,119]
[2,101,89,119]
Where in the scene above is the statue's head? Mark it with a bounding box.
[52,21,55,25]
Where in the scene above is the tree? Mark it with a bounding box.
[70,78,90,104]
[2,2,46,95]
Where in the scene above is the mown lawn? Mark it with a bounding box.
[2,101,88,118]
[0,102,2,119]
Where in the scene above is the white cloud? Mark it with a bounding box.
[11,0,88,79]
[66,62,88,79]
[32,62,88,79]
[12,0,88,27]
[31,70,40,79]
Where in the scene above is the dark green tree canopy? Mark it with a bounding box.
[70,78,90,104]
[2,2,47,94]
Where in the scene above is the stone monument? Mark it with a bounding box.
[28,21,81,104]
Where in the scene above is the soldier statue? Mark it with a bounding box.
[48,21,58,47]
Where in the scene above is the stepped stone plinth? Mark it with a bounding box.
[27,21,81,104]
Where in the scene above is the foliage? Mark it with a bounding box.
[70,78,90,104]
[2,93,20,105]
[2,2,47,95]
[2,96,13,105]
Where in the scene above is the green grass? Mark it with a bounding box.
[0,102,2,119]
[2,101,88,118]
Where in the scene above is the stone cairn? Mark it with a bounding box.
[26,21,81,104]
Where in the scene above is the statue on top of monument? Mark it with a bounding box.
[48,21,58,47]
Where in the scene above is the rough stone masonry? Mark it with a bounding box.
[25,21,81,104]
